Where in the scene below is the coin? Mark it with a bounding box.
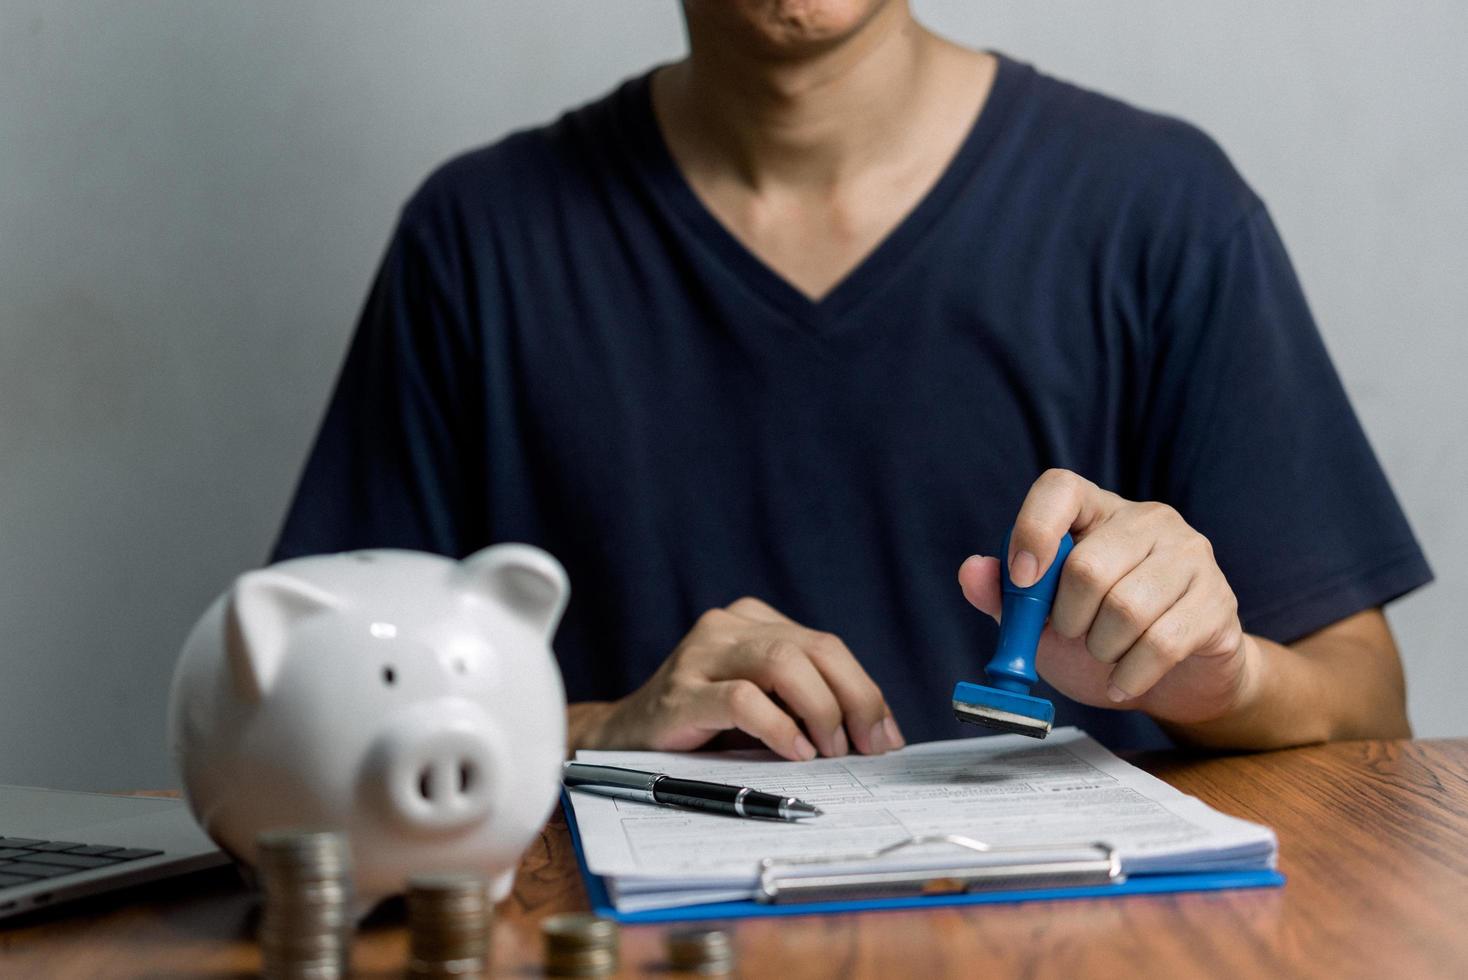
[255,828,354,980]
[407,872,494,979]
[667,927,734,975]
[542,913,619,976]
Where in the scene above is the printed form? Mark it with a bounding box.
[567,728,1276,912]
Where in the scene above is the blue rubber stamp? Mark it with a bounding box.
[952,530,1075,739]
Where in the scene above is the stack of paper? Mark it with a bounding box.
[565,728,1277,913]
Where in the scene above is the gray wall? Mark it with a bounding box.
[2,2,1463,791]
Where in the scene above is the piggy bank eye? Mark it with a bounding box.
[439,638,485,677]
[381,666,397,686]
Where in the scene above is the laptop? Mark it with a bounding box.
[0,784,229,920]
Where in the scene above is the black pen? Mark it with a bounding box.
[562,762,824,821]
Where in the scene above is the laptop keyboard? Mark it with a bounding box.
[0,836,163,890]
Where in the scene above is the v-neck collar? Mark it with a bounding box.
[620,52,1029,328]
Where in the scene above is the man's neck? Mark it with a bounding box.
[658,3,935,191]
[649,7,993,300]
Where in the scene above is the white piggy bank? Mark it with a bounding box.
[167,543,569,914]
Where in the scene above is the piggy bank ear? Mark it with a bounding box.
[460,543,570,638]
[225,569,341,700]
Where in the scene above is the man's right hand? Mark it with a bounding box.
[566,597,904,761]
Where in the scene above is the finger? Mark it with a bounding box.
[800,631,902,754]
[1008,469,1123,587]
[1083,553,1192,665]
[705,639,848,757]
[957,555,1002,620]
[1048,523,1155,641]
[697,679,818,761]
[725,596,793,624]
[686,606,742,643]
[1105,589,1215,702]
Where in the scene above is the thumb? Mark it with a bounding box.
[957,555,1002,620]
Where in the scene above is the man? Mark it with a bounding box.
[274,1,1430,757]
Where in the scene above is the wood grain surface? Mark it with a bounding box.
[2,738,1465,979]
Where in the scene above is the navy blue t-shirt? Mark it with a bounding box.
[273,55,1432,749]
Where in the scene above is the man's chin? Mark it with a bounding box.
[684,0,895,59]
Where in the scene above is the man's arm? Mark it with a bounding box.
[958,468,1413,751]
[1163,608,1409,749]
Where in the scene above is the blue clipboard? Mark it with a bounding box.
[561,792,1285,924]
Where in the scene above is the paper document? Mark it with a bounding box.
[567,728,1276,913]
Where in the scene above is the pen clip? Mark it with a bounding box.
[562,762,660,804]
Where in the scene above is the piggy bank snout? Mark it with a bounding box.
[370,716,504,833]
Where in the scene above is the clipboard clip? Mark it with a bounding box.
[756,834,1123,905]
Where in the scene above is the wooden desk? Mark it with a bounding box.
[3,739,1466,979]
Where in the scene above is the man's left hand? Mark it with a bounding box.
[957,468,1261,726]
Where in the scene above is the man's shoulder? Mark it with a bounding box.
[1010,57,1262,243]
[414,130,556,210]
[398,77,633,233]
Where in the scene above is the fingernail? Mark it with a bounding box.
[1106,684,1130,703]
[1011,550,1039,588]
[830,727,849,757]
[868,720,890,754]
[794,734,818,760]
[883,715,905,749]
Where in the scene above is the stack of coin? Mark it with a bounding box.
[255,828,354,980]
[405,872,494,978]
[666,927,734,975]
[541,912,619,976]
